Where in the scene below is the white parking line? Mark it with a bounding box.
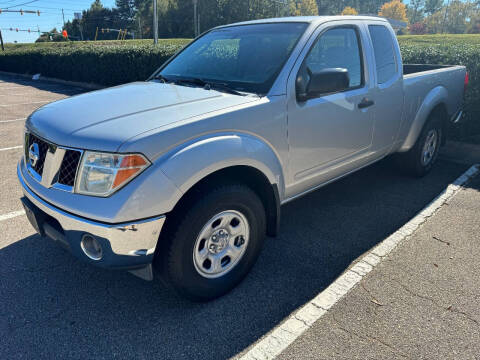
[0,118,26,123]
[0,145,22,152]
[239,164,480,360]
[0,210,25,222]
[0,100,50,107]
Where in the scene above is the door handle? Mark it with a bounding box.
[358,98,375,109]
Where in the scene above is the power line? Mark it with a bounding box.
[20,5,82,11]
[3,0,38,9]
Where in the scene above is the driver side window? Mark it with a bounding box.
[297,27,364,95]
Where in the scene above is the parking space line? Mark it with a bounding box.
[239,164,480,360]
[0,210,25,222]
[0,145,22,152]
[0,100,50,107]
[0,118,26,123]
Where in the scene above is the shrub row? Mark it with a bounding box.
[0,40,189,86]
[0,36,478,141]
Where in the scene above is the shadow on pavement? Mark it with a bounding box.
[0,74,88,96]
[0,159,469,359]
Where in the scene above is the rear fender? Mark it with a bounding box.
[399,86,448,152]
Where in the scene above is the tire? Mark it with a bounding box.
[399,115,443,177]
[158,184,266,302]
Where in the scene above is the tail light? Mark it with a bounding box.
[464,71,469,94]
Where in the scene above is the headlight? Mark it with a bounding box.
[75,151,150,197]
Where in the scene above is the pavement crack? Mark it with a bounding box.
[448,307,480,327]
[293,315,310,328]
[393,279,479,328]
[432,236,451,246]
[360,281,385,307]
[311,302,328,311]
[331,313,411,359]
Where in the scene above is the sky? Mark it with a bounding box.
[0,0,115,43]
[0,0,460,43]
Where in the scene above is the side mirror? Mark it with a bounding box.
[297,67,350,102]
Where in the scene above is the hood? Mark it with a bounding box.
[27,81,258,153]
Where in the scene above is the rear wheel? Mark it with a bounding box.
[158,184,266,301]
[399,116,443,177]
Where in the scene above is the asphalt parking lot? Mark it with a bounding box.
[0,74,478,359]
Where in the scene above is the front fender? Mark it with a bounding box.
[399,86,448,152]
[159,133,285,199]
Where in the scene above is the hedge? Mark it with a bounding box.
[0,35,478,141]
[0,40,190,86]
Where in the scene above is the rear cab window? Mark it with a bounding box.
[368,25,398,84]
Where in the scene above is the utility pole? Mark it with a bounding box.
[138,16,142,39]
[442,0,451,34]
[61,9,65,27]
[0,30,4,51]
[193,0,198,37]
[153,0,158,44]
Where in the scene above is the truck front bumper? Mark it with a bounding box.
[18,162,165,279]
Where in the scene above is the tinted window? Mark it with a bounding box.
[159,23,308,95]
[301,27,363,90]
[368,25,397,84]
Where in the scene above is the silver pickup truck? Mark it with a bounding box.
[18,16,467,301]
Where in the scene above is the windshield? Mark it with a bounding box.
[158,22,308,95]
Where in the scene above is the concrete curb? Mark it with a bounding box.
[0,71,104,90]
[238,164,480,360]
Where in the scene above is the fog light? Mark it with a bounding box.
[80,234,103,261]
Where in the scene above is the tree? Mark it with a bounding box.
[407,0,425,24]
[442,0,475,33]
[409,21,427,34]
[424,0,443,15]
[35,28,67,42]
[289,0,318,16]
[379,0,408,23]
[425,1,474,34]
[467,8,480,33]
[341,6,358,15]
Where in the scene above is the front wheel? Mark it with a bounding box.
[159,184,266,301]
[399,116,443,177]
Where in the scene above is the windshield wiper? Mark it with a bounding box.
[164,76,251,97]
[173,77,207,87]
[153,74,172,83]
[204,81,246,96]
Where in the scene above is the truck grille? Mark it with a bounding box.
[28,133,50,175]
[58,149,82,186]
[25,132,83,190]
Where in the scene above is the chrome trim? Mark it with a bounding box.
[27,163,42,183]
[24,131,84,193]
[41,147,65,187]
[18,163,166,257]
[452,109,463,124]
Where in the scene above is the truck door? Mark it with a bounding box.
[287,23,374,195]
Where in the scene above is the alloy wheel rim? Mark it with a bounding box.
[421,129,438,166]
[193,210,250,279]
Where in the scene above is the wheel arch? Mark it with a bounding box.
[157,133,285,240]
[399,86,449,152]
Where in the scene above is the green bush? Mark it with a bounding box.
[0,39,190,86]
[1,35,479,142]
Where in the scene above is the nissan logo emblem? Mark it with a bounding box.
[28,143,40,167]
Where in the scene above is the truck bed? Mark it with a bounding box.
[403,64,456,75]
[397,64,466,145]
